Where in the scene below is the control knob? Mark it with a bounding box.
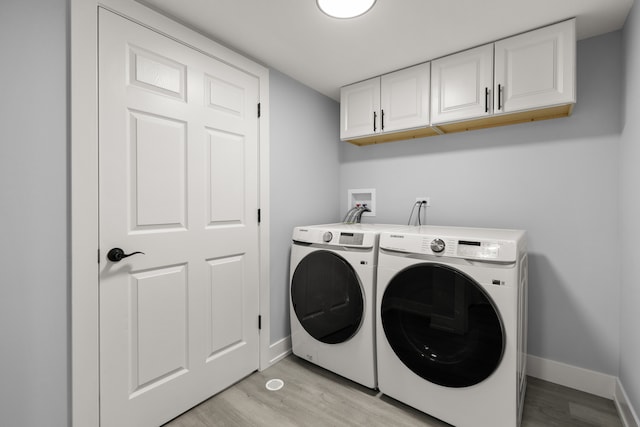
[323,231,333,243]
[430,238,445,253]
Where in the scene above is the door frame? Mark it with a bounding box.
[70,1,271,426]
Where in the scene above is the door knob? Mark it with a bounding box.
[107,248,145,262]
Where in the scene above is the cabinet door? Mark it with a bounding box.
[380,62,431,133]
[494,18,575,114]
[431,44,494,124]
[340,77,380,140]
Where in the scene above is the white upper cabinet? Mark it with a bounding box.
[431,44,494,124]
[340,77,380,140]
[341,18,576,144]
[431,18,575,125]
[380,62,431,134]
[341,62,430,140]
[495,19,576,114]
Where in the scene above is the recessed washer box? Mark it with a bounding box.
[347,188,376,217]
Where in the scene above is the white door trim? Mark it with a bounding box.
[70,1,271,426]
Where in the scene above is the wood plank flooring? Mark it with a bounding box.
[164,355,622,427]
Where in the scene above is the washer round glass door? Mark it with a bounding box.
[291,250,364,344]
[381,263,504,388]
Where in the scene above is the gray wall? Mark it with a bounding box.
[0,1,69,426]
[269,69,342,342]
[340,33,623,375]
[1,1,637,425]
[620,0,640,414]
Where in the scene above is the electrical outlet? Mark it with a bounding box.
[415,197,431,207]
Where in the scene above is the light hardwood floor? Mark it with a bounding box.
[164,356,622,427]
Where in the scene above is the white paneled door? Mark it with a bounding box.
[98,9,260,427]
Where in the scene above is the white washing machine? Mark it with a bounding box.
[376,226,528,427]
[289,223,411,389]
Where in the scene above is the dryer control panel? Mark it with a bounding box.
[422,238,501,259]
[381,227,522,263]
[456,240,501,259]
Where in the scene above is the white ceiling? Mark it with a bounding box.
[138,0,634,100]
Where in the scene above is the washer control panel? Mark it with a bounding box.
[338,232,364,246]
[293,227,373,248]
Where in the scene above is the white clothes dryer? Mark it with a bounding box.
[289,223,411,389]
[376,226,528,427]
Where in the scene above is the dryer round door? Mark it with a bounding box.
[381,263,504,388]
[291,250,364,344]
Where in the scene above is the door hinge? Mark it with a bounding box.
[257,102,261,118]
[258,315,262,330]
[258,208,261,224]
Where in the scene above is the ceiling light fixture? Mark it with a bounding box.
[317,0,377,19]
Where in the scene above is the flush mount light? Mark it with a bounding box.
[317,0,377,19]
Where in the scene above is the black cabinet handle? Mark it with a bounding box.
[498,84,503,110]
[485,87,489,113]
[373,111,377,132]
[381,110,385,131]
[107,248,145,262]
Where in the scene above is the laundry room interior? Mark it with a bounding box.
[2,0,640,426]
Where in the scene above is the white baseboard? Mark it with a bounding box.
[526,354,616,399]
[265,335,292,369]
[616,379,640,427]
